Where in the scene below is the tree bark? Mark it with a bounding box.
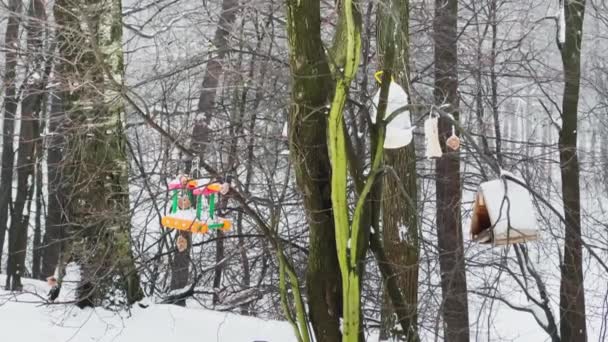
[5,0,48,290]
[558,0,587,340]
[0,0,22,271]
[285,0,342,340]
[433,0,470,341]
[41,90,67,279]
[173,0,240,301]
[54,0,143,306]
[377,0,419,340]
[32,153,44,279]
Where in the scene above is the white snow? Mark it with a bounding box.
[476,174,538,241]
[398,225,407,242]
[369,81,414,149]
[423,115,442,159]
[0,276,297,342]
[558,4,566,44]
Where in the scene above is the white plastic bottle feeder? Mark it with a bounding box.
[369,71,415,149]
[470,172,539,245]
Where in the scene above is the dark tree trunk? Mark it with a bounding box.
[41,90,67,279]
[5,0,48,289]
[558,0,587,340]
[190,0,238,159]
[168,231,191,306]
[32,154,44,279]
[285,1,341,340]
[175,0,239,301]
[433,0,470,341]
[0,0,22,270]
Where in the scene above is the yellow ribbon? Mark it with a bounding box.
[374,70,395,84]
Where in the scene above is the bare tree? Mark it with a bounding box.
[5,0,48,290]
[0,0,22,270]
[558,0,587,340]
[433,0,470,340]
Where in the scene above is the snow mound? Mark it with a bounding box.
[0,276,296,342]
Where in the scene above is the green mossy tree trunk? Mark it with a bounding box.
[558,0,587,340]
[285,0,342,340]
[54,0,143,306]
[433,0,470,340]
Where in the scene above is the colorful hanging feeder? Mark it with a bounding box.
[161,177,232,234]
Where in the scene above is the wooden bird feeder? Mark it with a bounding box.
[470,175,539,245]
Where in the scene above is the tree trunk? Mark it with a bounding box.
[558,0,587,340]
[377,0,419,340]
[0,0,22,271]
[433,0,470,341]
[174,0,239,301]
[285,1,342,340]
[41,90,67,279]
[5,0,48,289]
[54,0,143,306]
[32,154,44,279]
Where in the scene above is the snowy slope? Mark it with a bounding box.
[0,275,297,342]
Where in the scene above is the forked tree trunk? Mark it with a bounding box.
[0,0,22,270]
[285,0,342,340]
[558,0,587,340]
[433,0,470,340]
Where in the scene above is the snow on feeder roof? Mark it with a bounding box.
[470,172,539,245]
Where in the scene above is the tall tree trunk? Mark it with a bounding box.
[0,0,22,270]
[285,0,342,340]
[172,0,239,302]
[558,0,587,340]
[54,0,143,306]
[377,0,419,340]
[433,0,470,341]
[5,0,48,290]
[32,154,44,279]
[41,89,67,279]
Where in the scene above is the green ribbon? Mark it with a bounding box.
[208,223,223,230]
[171,190,178,213]
[209,193,215,219]
[196,195,202,220]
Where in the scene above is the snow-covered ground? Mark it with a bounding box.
[0,274,297,342]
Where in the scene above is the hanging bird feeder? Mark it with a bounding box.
[424,112,442,159]
[161,176,231,234]
[370,71,415,149]
[470,173,538,245]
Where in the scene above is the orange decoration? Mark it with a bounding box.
[446,126,460,150]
